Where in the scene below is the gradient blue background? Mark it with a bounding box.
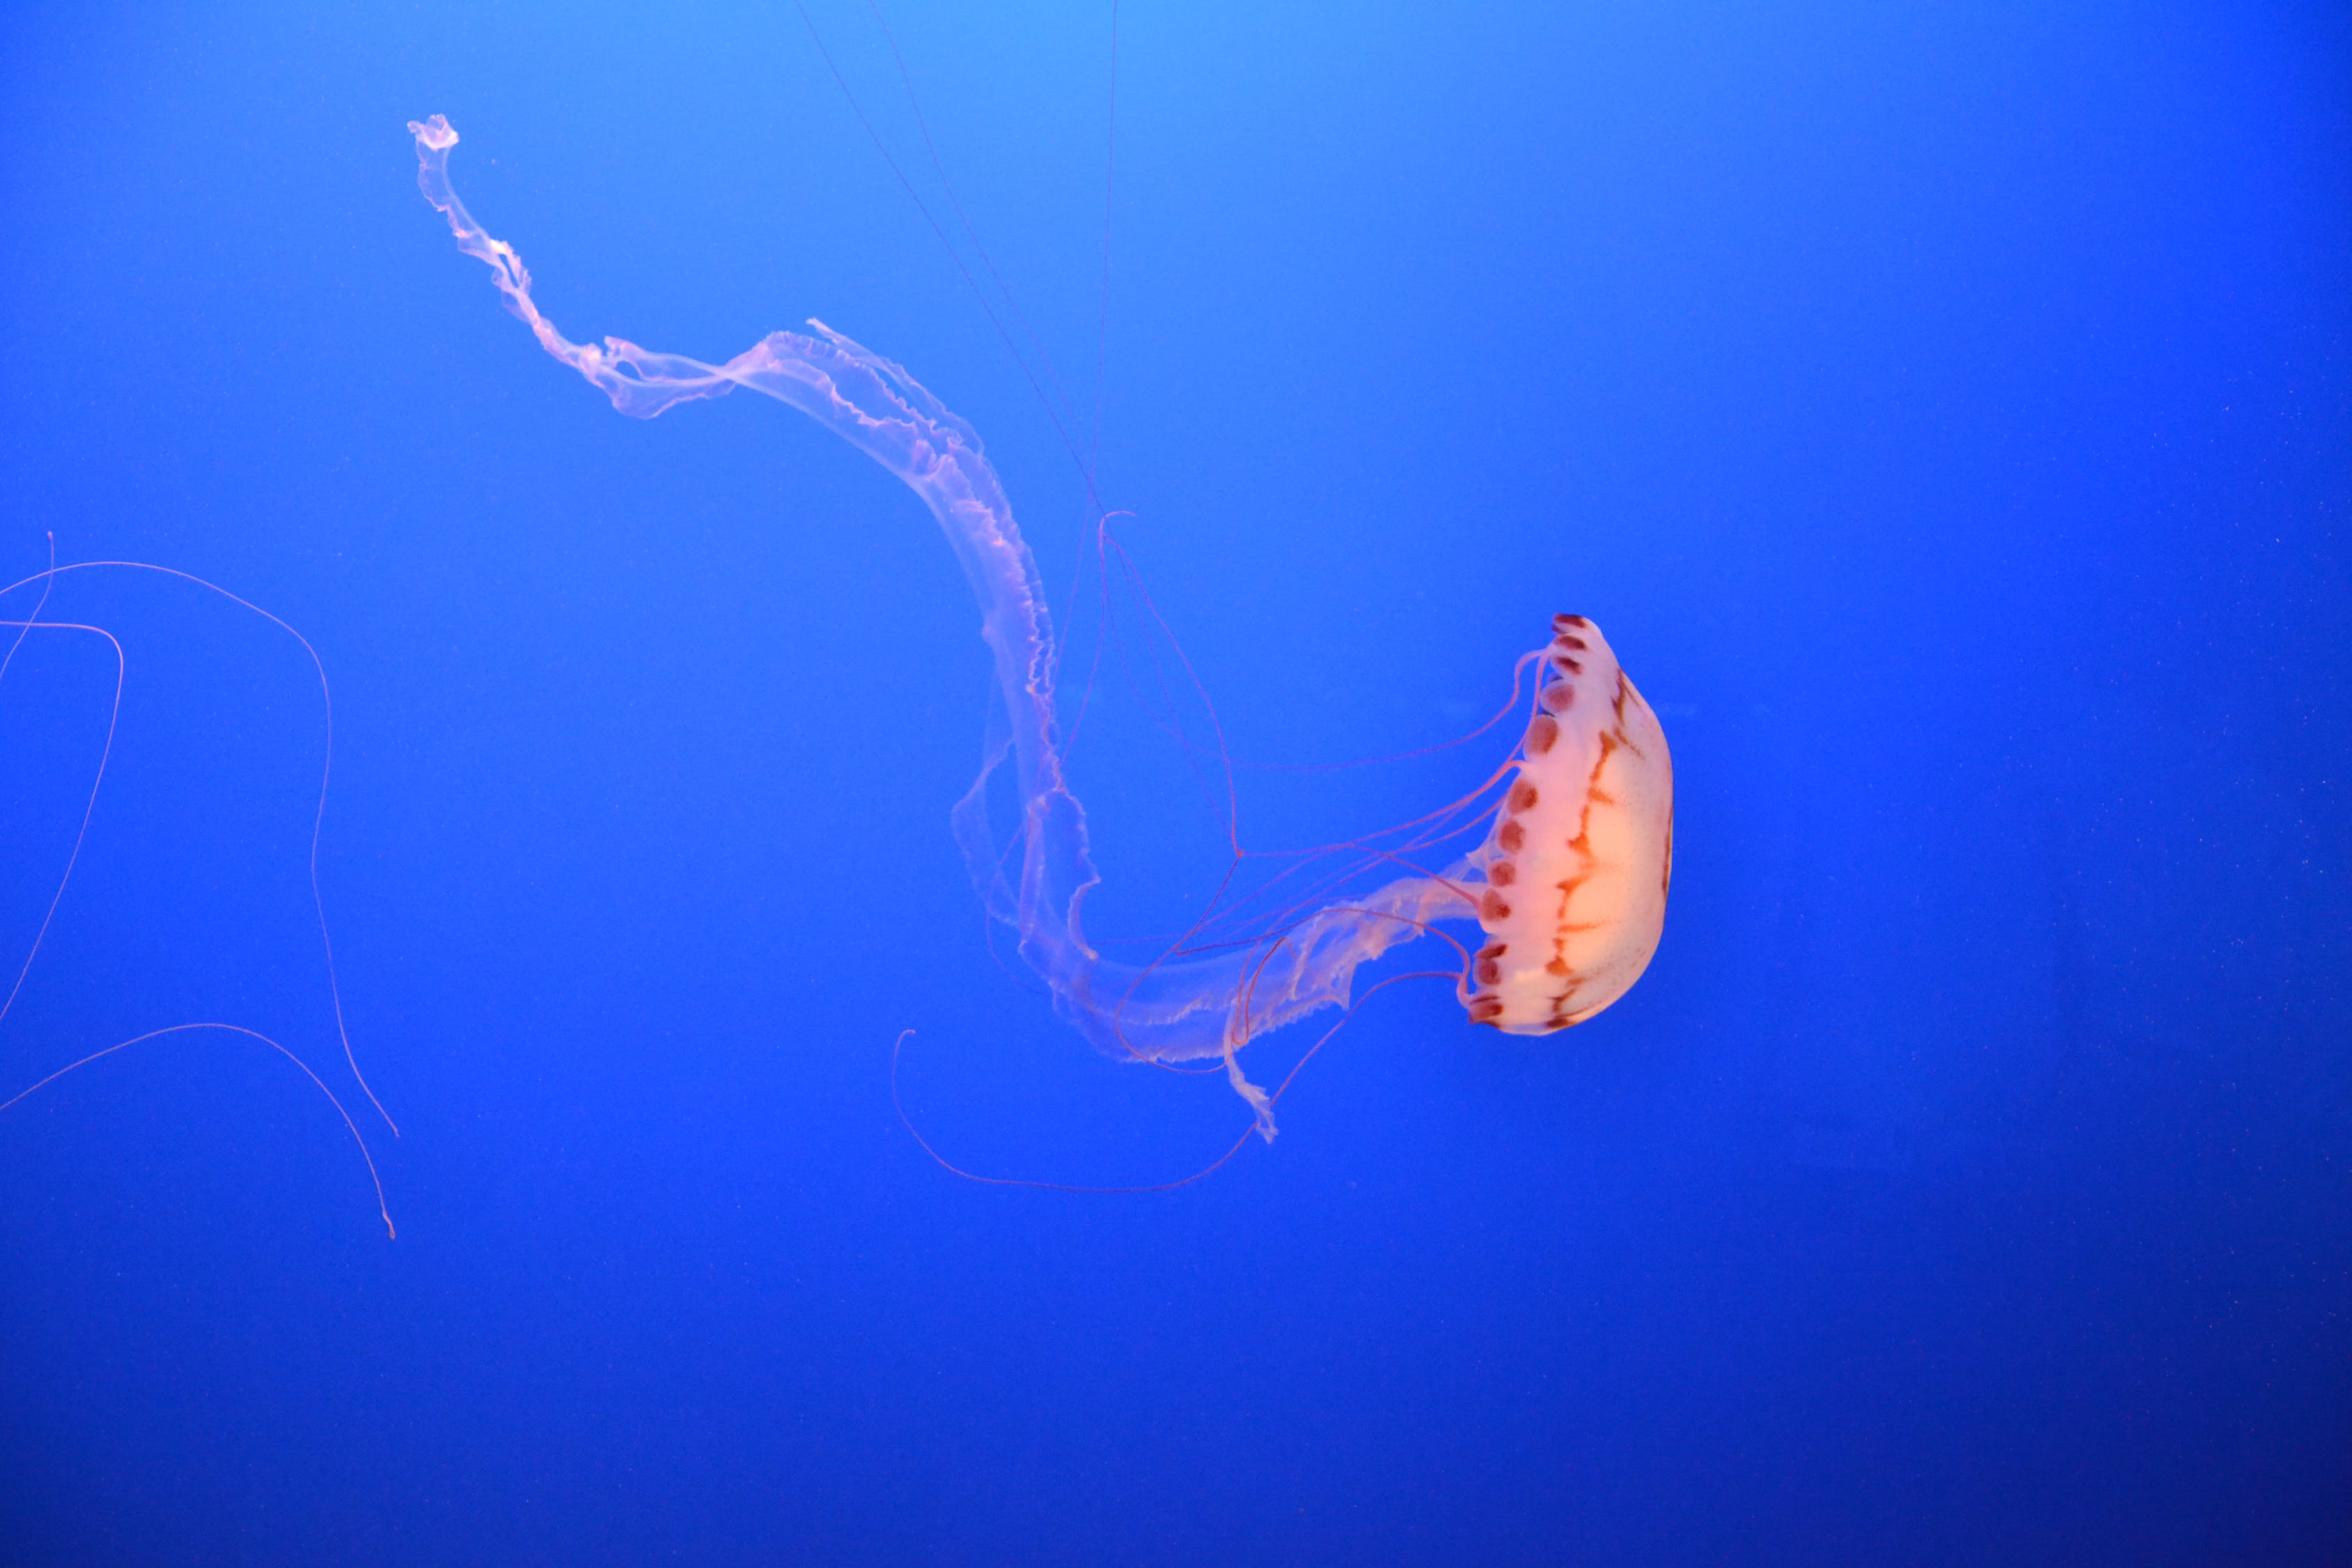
[2,3,2346,1563]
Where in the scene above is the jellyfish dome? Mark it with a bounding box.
[1467,615,1674,1033]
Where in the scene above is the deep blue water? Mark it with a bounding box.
[3,3,2346,1564]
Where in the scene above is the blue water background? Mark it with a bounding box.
[2,3,2346,1562]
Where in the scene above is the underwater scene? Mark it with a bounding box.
[2,3,2346,1564]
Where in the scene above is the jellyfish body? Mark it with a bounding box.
[407,116,1670,1133]
[1468,615,1673,1033]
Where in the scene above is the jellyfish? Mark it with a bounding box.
[408,115,1672,1138]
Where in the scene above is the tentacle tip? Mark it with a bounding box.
[1222,1043,1280,1143]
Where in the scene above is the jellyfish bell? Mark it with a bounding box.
[1466,614,1674,1034]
